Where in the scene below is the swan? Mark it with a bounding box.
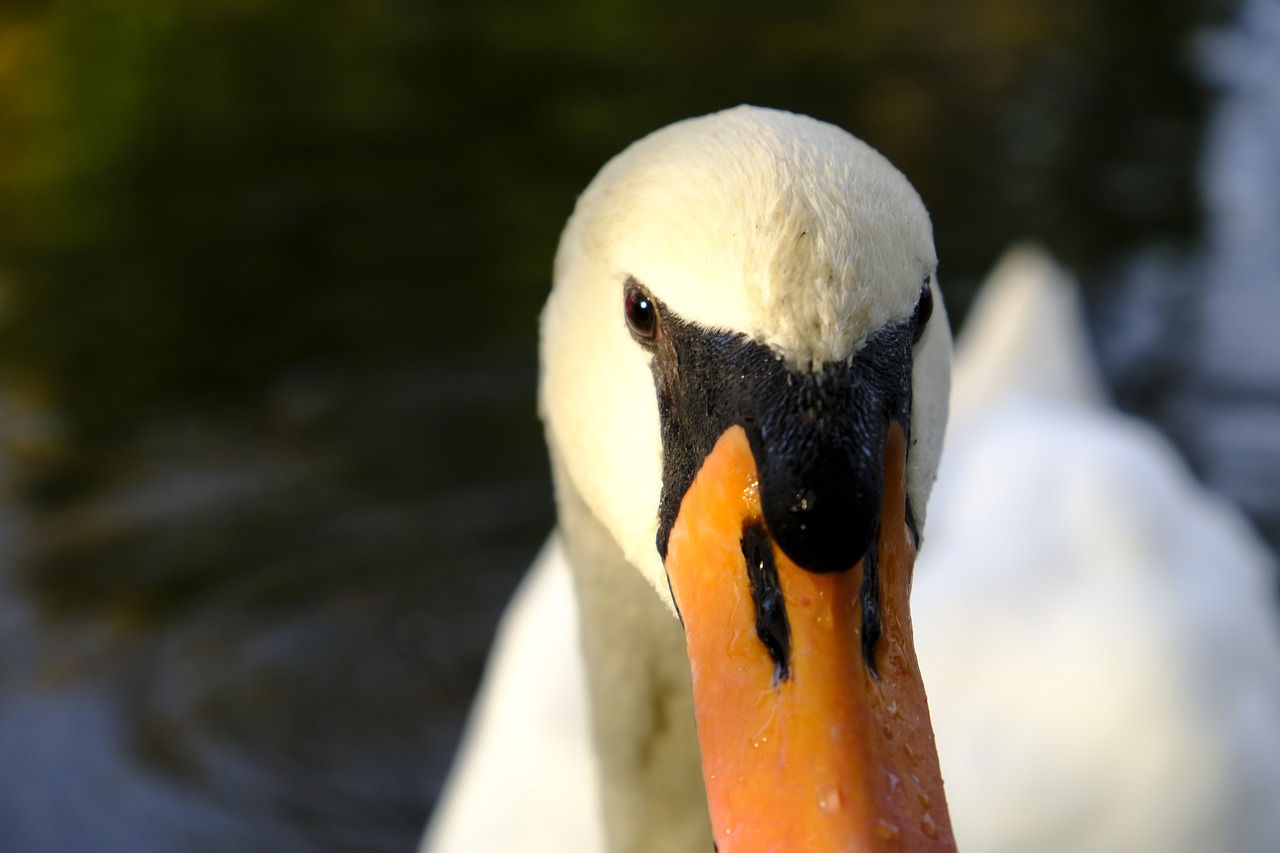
[424,108,1280,852]
[427,104,955,853]
[913,246,1280,853]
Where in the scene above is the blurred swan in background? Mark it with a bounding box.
[913,245,1280,853]
[424,243,1280,852]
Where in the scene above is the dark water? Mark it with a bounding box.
[0,1,1273,851]
[0,356,550,851]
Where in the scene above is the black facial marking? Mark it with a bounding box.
[912,279,934,345]
[642,288,916,578]
[634,279,920,675]
[742,520,792,684]
[859,522,882,677]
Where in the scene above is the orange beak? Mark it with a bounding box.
[665,423,955,852]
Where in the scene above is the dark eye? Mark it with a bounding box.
[912,278,934,344]
[624,284,660,341]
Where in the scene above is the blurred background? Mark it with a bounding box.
[0,0,1276,850]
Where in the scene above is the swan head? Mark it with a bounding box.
[542,105,950,602]
[540,105,955,849]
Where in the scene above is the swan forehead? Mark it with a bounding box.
[571,106,937,366]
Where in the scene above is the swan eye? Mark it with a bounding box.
[912,279,933,344]
[624,284,661,341]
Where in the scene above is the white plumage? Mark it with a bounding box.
[423,537,604,852]
[424,112,1280,852]
[914,246,1280,853]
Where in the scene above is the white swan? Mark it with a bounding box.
[428,105,954,853]
[913,246,1280,853]
[424,109,1280,853]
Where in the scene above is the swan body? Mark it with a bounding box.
[424,536,605,851]
[913,247,1280,853]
